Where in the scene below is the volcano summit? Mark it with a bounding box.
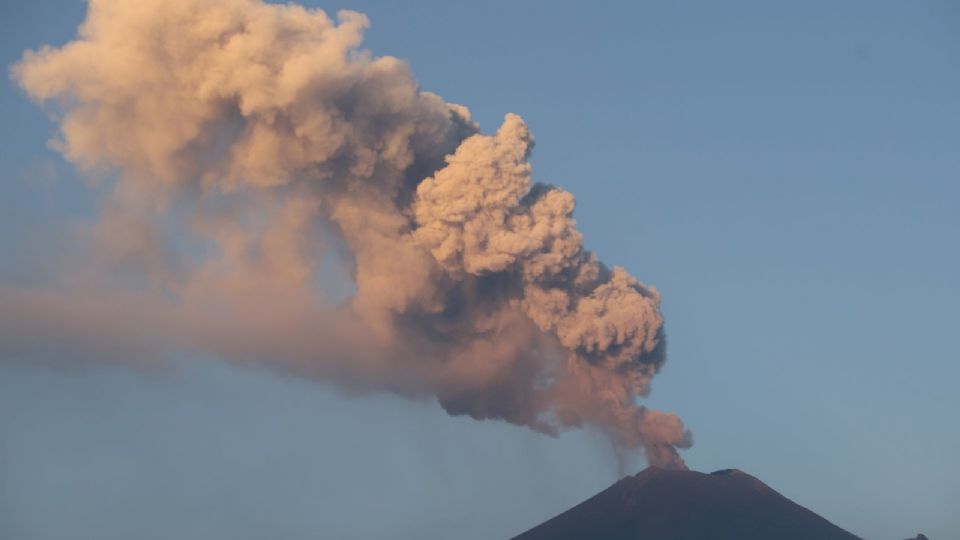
[513,467,861,540]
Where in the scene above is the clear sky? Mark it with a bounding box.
[1,1,958,539]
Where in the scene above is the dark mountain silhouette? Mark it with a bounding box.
[512,467,862,540]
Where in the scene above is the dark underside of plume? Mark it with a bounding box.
[512,467,862,540]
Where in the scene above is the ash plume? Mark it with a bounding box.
[6,0,691,467]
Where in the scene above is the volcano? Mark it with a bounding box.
[511,467,861,540]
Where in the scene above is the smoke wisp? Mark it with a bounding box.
[7,0,690,467]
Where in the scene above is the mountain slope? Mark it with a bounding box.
[512,467,861,540]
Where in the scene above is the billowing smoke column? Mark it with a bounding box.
[10,0,691,467]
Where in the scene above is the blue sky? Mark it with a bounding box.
[1,1,958,539]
